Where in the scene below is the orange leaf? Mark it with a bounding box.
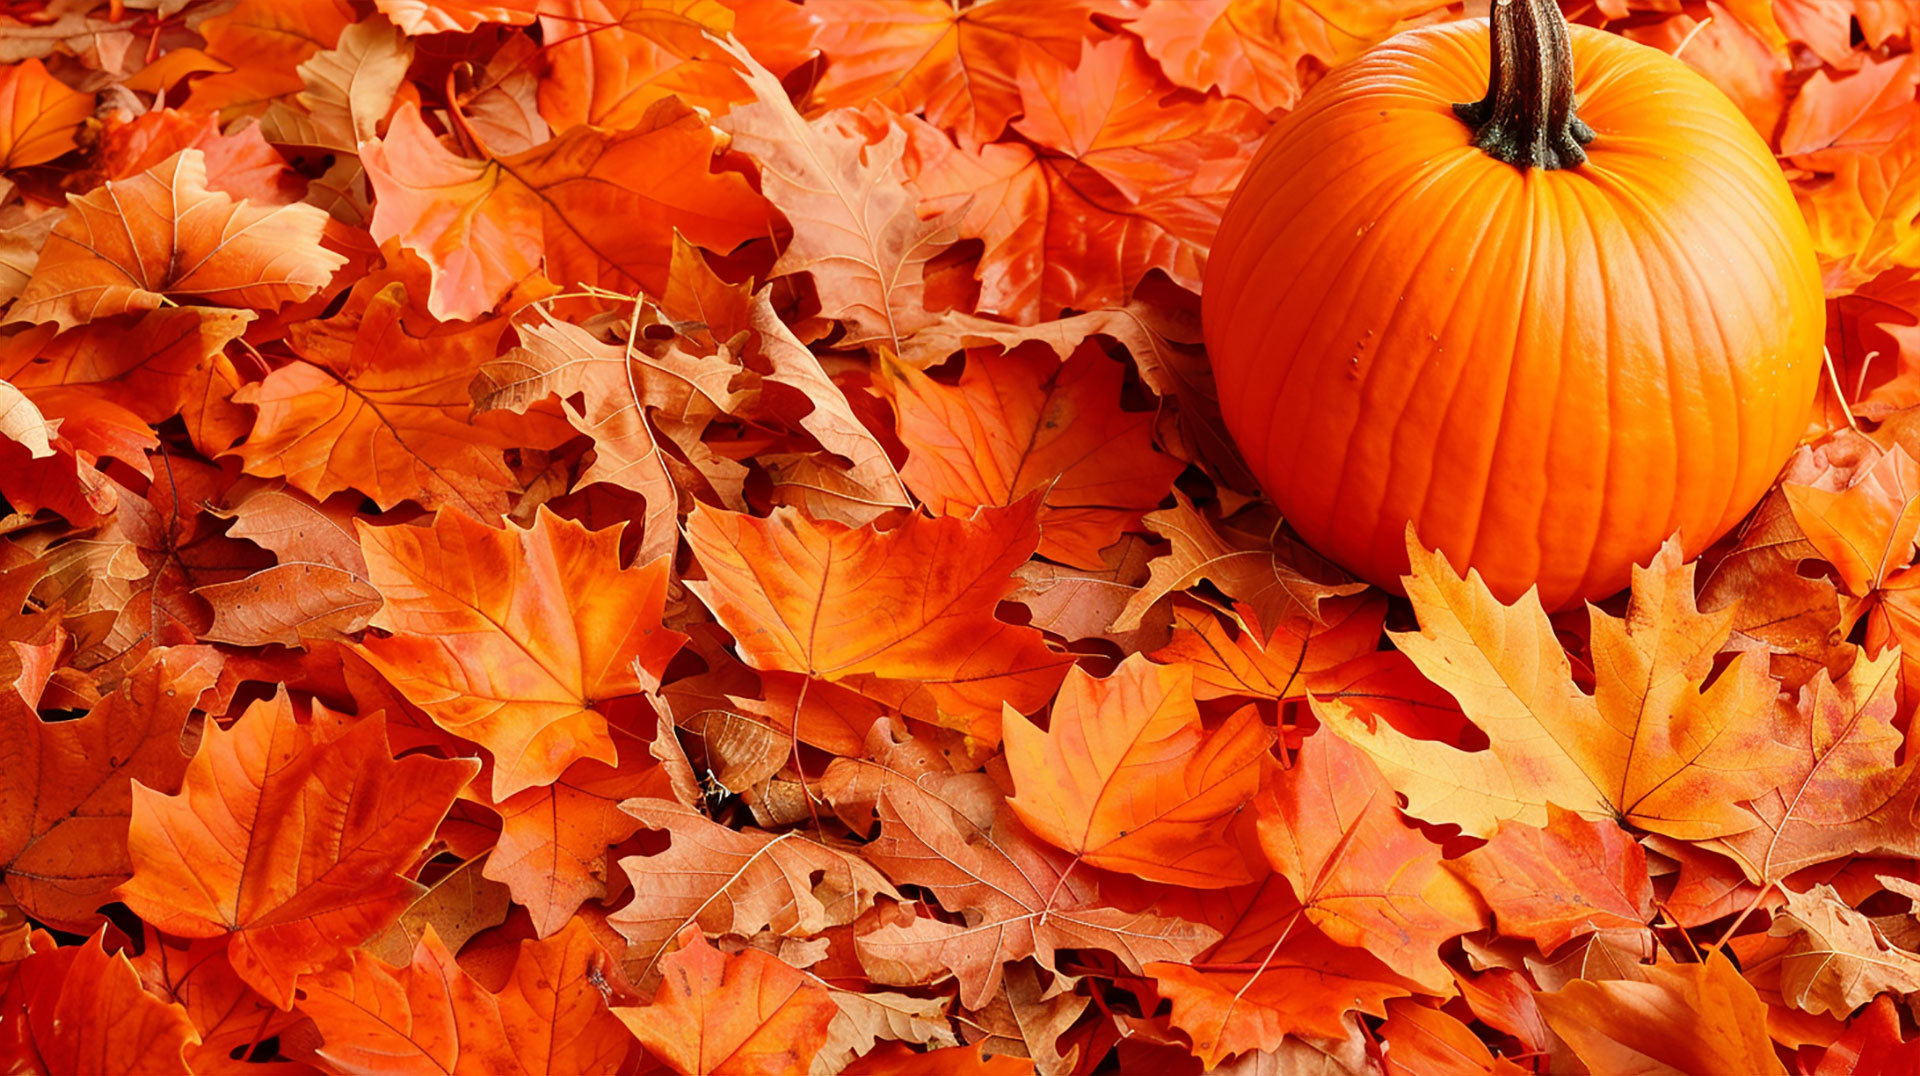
[684,500,1070,740]
[182,0,356,117]
[195,562,383,647]
[357,507,686,799]
[1003,655,1271,888]
[362,99,767,321]
[0,646,219,932]
[1785,443,1920,595]
[9,149,346,331]
[536,1,749,129]
[0,58,92,169]
[614,927,837,1076]
[376,0,547,35]
[118,694,478,1006]
[719,41,954,351]
[483,750,652,938]
[1317,536,1794,840]
[1380,999,1531,1076]
[880,341,1183,569]
[129,928,304,1072]
[297,928,520,1074]
[1255,730,1483,993]
[1151,597,1387,703]
[1123,0,1449,112]
[1535,953,1789,1075]
[1454,805,1655,955]
[492,917,636,1073]
[1795,125,1920,289]
[0,929,198,1074]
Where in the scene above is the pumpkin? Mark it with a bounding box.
[1202,0,1824,610]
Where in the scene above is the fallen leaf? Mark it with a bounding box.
[615,927,838,1076]
[1535,953,1789,1076]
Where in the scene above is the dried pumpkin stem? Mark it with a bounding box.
[1453,0,1596,170]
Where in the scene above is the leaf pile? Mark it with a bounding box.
[1,1,1919,1073]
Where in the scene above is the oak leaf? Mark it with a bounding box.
[358,507,685,800]
[362,99,767,321]
[9,149,346,331]
[1256,731,1484,992]
[0,57,92,169]
[880,340,1183,568]
[615,927,838,1076]
[118,694,478,1006]
[1003,655,1272,888]
[1317,536,1794,840]
[685,499,1069,740]
[1535,953,1789,1076]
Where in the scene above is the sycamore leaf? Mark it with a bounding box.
[1317,536,1794,840]
[684,499,1069,741]
[1003,655,1271,888]
[9,149,346,331]
[879,340,1183,569]
[0,57,92,169]
[1535,953,1789,1076]
[0,930,199,1074]
[1256,731,1484,993]
[1121,0,1450,112]
[718,38,954,351]
[615,928,838,1076]
[362,99,767,321]
[607,797,897,978]
[1454,806,1654,955]
[117,694,477,1007]
[357,507,686,800]
[1785,443,1920,595]
[0,646,219,932]
[1770,884,1920,1017]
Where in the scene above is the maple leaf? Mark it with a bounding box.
[128,927,305,1072]
[1780,52,1920,168]
[357,507,686,800]
[0,308,252,437]
[607,797,898,978]
[717,39,954,351]
[1454,806,1655,955]
[297,928,522,1074]
[9,149,346,331]
[1152,596,1387,703]
[1115,490,1367,646]
[826,757,1220,1008]
[118,694,477,1007]
[483,749,652,938]
[615,927,838,1076]
[362,99,767,321]
[879,341,1184,569]
[182,0,357,117]
[1535,953,1789,1075]
[1380,999,1531,1076]
[1122,0,1450,113]
[377,0,549,35]
[0,646,219,932]
[1002,655,1272,888]
[1144,876,1422,1066]
[1255,730,1484,993]
[1769,883,1920,1017]
[0,930,199,1074]
[0,57,92,169]
[802,0,1108,147]
[1785,443,1920,595]
[1317,535,1794,840]
[1704,648,1920,882]
[1795,125,1920,289]
[684,499,1069,740]
[537,1,748,130]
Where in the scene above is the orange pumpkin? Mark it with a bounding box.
[1202,0,1823,610]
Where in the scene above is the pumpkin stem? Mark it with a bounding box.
[1453,0,1595,170]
